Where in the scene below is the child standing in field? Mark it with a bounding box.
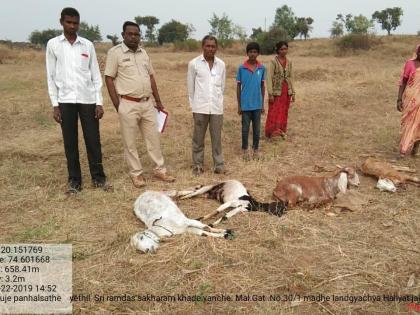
[236,42,265,160]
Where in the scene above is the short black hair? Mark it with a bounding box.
[123,21,140,33]
[202,35,218,47]
[60,7,80,20]
[275,41,288,53]
[246,42,260,53]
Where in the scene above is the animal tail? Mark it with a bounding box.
[240,195,287,217]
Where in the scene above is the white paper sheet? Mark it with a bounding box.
[156,110,168,133]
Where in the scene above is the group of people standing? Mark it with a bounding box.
[46,7,295,193]
[46,7,419,194]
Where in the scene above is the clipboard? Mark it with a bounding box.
[156,109,168,133]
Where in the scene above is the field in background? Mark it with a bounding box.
[0,36,419,314]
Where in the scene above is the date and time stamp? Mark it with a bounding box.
[0,244,72,314]
[0,244,418,314]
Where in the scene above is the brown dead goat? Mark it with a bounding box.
[273,167,360,208]
[360,158,419,185]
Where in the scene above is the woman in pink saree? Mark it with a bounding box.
[397,44,420,157]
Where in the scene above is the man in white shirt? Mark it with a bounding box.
[187,35,226,175]
[46,7,111,193]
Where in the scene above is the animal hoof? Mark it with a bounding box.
[224,229,236,240]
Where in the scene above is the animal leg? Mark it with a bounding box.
[283,193,298,208]
[211,206,248,226]
[305,196,333,209]
[273,189,296,208]
[179,185,217,199]
[186,226,228,238]
[186,218,234,238]
[405,175,420,183]
[391,165,416,173]
[203,225,231,234]
[196,201,234,221]
[161,187,203,198]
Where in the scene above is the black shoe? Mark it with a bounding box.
[214,167,227,175]
[92,180,113,192]
[66,181,82,194]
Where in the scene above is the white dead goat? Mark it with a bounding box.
[131,191,234,253]
[166,180,287,226]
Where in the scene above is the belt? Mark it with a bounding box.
[121,95,150,102]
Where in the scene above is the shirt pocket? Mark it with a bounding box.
[120,61,137,76]
[80,53,90,71]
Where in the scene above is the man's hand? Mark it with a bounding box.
[155,100,164,112]
[53,107,62,123]
[291,95,296,103]
[113,99,120,112]
[261,107,265,115]
[95,105,104,119]
[397,99,403,112]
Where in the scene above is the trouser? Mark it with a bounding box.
[241,109,261,150]
[59,103,106,186]
[118,98,165,177]
[192,113,224,169]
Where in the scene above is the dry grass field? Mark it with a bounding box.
[1,36,419,314]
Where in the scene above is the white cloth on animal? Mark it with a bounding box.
[376,178,397,193]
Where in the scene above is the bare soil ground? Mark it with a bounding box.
[0,37,419,314]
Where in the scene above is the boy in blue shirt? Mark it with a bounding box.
[236,42,265,160]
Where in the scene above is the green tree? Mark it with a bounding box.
[272,5,298,39]
[232,24,247,43]
[372,7,403,35]
[28,29,61,46]
[208,13,234,48]
[336,13,373,34]
[330,21,344,37]
[158,20,190,44]
[78,22,102,42]
[353,15,374,33]
[135,16,160,43]
[295,17,314,40]
[257,27,289,55]
[250,27,263,40]
[106,34,120,46]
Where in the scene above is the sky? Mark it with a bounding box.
[1,0,419,42]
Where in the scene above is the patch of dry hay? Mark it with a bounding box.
[0,37,419,314]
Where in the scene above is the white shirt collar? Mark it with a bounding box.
[200,54,217,64]
[59,34,82,44]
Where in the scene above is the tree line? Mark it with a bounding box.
[28,6,404,54]
[330,7,403,37]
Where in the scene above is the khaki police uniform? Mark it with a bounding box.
[105,43,166,178]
